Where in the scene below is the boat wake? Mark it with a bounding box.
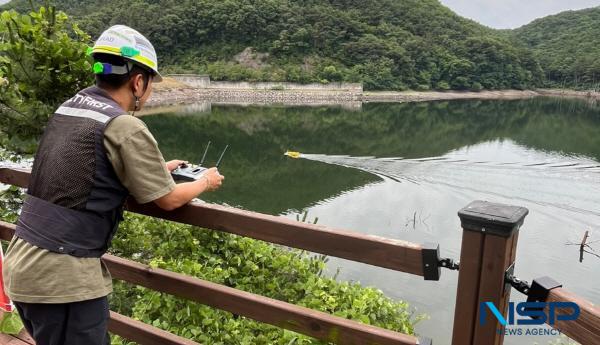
[298,150,600,219]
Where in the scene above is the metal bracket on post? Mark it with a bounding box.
[526,276,562,303]
[525,276,562,320]
[505,264,534,296]
[504,263,515,295]
[422,243,441,281]
[422,243,460,281]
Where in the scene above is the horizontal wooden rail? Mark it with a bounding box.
[108,311,199,345]
[0,305,197,345]
[0,333,32,345]
[0,221,422,345]
[0,167,425,276]
[0,168,27,189]
[544,288,600,344]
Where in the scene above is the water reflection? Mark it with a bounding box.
[144,97,600,214]
[143,97,600,345]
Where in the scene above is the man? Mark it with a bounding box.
[2,25,224,345]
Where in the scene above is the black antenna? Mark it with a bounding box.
[215,145,229,168]
[200,141,211,166]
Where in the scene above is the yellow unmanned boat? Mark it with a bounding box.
[284,151,302,159]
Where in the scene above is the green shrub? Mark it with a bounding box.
[0,186,23,224]
[470,82,484,92]
[435,81,451,91]
[109,213,422,344]
[320,65,343,82]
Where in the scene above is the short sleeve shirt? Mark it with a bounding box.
[3,114,175,303]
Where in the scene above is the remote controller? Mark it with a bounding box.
[171,164,208,182]
[171,142,229,182]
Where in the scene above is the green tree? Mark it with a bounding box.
[3,0,545,91]
[0,3,92,154]
[514,6,600,89]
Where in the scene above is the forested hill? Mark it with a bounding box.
[4,0,543,90]
[514,6,600,89]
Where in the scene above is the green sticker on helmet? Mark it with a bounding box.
[120,46,140,57]
[92,62,105,74]
[86,46,94,56]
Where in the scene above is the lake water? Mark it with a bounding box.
[144,98,600,345]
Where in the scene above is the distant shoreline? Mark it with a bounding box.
[364,89,600,102]
[147,82,600,108]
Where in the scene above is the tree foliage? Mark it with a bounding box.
[513,6,600,89]
[4,0,543,91]
[0,2,93,154]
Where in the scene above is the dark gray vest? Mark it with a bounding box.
[16,86,130,257]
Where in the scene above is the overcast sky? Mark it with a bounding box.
[440,0,600,29]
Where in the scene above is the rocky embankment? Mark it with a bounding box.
[146,88,361,107]
[363,90,540,102]
[146,78,600,107]
[536,89,600,99]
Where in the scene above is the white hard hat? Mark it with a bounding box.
[90,25,162,82]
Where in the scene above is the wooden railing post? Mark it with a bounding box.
[451,200,528,345]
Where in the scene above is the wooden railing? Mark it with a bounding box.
[0,168,429,345]
[1,167,599,345]
[545,287,600,344]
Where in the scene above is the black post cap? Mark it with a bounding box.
[458,200,529,237]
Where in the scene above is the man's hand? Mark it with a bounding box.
[166,160,188,172]
[202,167,225,191]
[154,167,225,211]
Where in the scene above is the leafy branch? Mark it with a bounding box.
[0,5,93,155]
